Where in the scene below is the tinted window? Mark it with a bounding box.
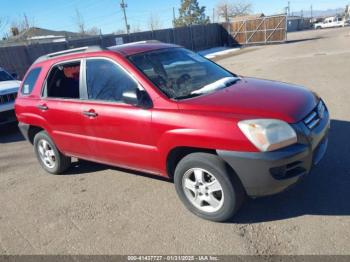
[46,62,80,99]
[86,59,138,102]
[21,67,41,95]
[0,70,15,82]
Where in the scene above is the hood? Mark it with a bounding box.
[0,80,21,94]
[178,77,318,123]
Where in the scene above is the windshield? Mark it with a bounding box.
[128,48,239,99]
[0,70,14,82]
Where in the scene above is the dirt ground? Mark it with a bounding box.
[0,27,349,255]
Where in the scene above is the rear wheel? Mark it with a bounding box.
[174,153,245,222]
[34,131,71,174]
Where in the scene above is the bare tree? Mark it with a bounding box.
[114,29,125,34]
[148,13,162,31]
[86,27,100,35]
[74,8,86,34]
[216,0,252,22]
[74,9,101,35]
[0,17,9,40]
[0,17,8,32]
[132,23,142,33]
[9,13,34,36]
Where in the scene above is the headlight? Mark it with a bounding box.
[238,119,297,152]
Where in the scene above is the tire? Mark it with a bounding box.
[33,131,71,174]
[174,153,245,222]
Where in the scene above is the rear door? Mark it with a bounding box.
[39,59,91,158]
[80,57,156,172]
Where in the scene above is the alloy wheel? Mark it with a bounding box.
[182,168,224,213]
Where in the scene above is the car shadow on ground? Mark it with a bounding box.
[0,123,25,143]
[231,119,350,223]
[65,159,172,183]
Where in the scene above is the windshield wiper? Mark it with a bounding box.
[174,93,202,100]
[224,78,241,87]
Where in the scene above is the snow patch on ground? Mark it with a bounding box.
[198,47,241,59]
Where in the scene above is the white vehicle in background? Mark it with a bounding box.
[0,67,20,126]
[314,16,346,29]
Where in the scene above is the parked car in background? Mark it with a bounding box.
[314,16,346,29]
[15,43,330,222]
[0,67,20,126]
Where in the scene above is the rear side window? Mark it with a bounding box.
[86,59,138,102]
[21,67,41,95]
[45,61,80,99]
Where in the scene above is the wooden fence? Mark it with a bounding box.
[223,15,287,45]
[0,23,225,78]
[0,16,287,78]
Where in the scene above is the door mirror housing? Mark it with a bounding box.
[122,89,152,109]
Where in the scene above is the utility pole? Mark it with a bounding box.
[173,7,176,28]
[310,5,313,19]
[224,4,228,23]
[212,8,215,23]
[120,0,129,34]
[288,1,290,16]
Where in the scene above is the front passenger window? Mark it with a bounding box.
[86,59,138,102]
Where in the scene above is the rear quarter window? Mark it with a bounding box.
[21,67,42,95]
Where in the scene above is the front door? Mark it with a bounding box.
[81,57,156,172]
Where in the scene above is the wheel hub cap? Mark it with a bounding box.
[182,168,224,213]
[38,139,56,169]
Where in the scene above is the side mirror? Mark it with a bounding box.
[11,73,18,80]
[122,89,152,109]
[122,89,139,106]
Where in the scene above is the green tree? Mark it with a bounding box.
[174,0,210,27]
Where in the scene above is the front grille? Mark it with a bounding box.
[0,93,17,105]
[303,100,326,129]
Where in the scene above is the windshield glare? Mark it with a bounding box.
[0,70,14,82]
[128,48,238,99]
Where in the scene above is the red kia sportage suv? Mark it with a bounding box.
[15,42,329,222]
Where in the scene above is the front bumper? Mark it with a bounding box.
[217,109,330,197]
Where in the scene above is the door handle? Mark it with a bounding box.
[83,110,98,118]
[37,104,48,111]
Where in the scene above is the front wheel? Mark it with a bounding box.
[174,153,245,222]
[34,131,71,174]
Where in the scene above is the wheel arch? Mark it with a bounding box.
[166,147,247,194]
[27,125,44,144]
[166,146,217,179]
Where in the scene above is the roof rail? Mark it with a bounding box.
[108,40,162,49]
[34,46,105,63]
